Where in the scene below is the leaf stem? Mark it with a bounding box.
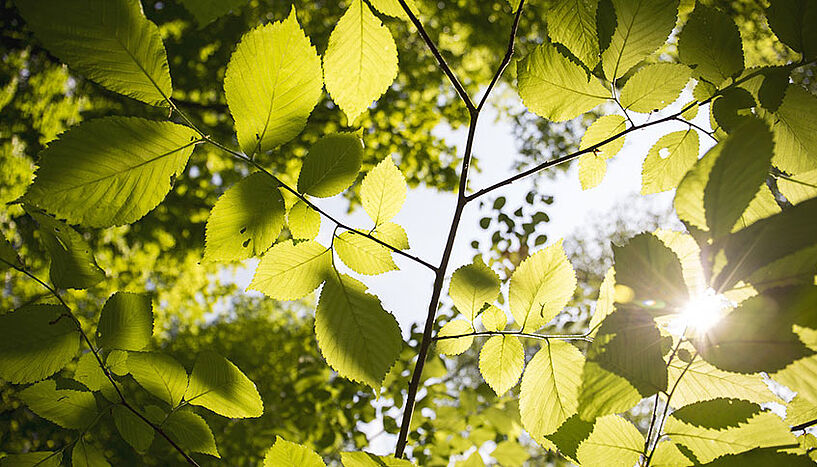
[672,116,718,143]
[434,330,591,342]
[1,258,202,467]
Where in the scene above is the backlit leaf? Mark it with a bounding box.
[701,447,814,466]
[361,157,407,226]
[0,452,62,467]
[520,341,584,439]
[766,0,817,59]
[15,0,172,106]
[26,117,199,228]
[509,240,577,332]
[518,43,609,122]
[204,173,285,262]
[449,258,500,322]
[575,415,644,467]
[479,335,524,396]
[72,441,110,467]
[224,8,322,155]
[341,451,415,466]
[437,320,474,356]
[372,222,409,250]
[641,130,700,194]
[0,304,79,384]
[777,169,817,205]
[335,232,398,275]
[368,0,419,20]
[579,115,627,158]
[620,63,691,113]
[248,240,331,301]
[545,415,595,463]
[677,4,744,84]
[668,359,774,407]
[297,134,364,198]
[113,405,154,453]
[97,292,153,351]
[578,153,607,190]
[29,211,105,290]
[671,398,761,430]
[179,0,246,26]
[0,233,21,271]
[612,233,688,312]
[185,351,264,418]
[770,85,817,174]
[481,305,507,332]
[324,0,399,124]
[264,436,325,466]
[315,274,402,389]
[20,380,97,429]
[601,0,679,80]
[545,0,600,68]
[164,409,220,458]
[287,200,321,240]
[127,352,188,407]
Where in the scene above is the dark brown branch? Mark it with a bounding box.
[791,418,817,432]
[395,0,476,112]
[2,259,201,467]
[476,1,526,112]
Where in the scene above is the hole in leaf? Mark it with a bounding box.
[658,148,671,159]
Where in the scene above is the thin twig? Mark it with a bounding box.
[645,350,697,466]
[201,137,438,272]
[476,1,526,111]
[673,116,718,143]
[434,330,591,342]
[2,259,202,467]
[394,0,476,112]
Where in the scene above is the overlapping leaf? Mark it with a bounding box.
[334,232,398,275]
[127,352,188,407]
[449,258,500,322]
[620,63,691,113]
[678,4,744,84]
[298,134,364,198]
[248,240,331,300]
[164,409,220,458]
[29,211,105,290]
[20,380,97,429]
[575,415,644,467]
[361,157,407,226]
[545,0,600,68]
[437,320,474,356]
[479,335,524,396]
[263,437,325,466]
[97,292,153,351]
[185,351,264,418]
[642,130,700,195]
[509,240,576,331]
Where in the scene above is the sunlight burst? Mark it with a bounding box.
[672,290,731,335]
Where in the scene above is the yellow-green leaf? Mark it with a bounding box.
[361,157,407,226]
[449,258,500,322]
[263,436,325,467]
[641,130,700,194]
[437,320,474,356]
[479,335,524,396]
[96,292,153,351]
[335,231,398,275]
[297,134,364,198]
[620,63,691,113]
[575,415,644,467]
[546,0,600,69]
[184,351,264,418]
[248,240,331,301]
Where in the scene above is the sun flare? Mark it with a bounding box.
[673,290,731,335]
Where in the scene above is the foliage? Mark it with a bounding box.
[2,0,817,465]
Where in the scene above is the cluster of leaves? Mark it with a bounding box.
[4,0,817,465]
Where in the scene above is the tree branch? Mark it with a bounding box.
[2,259,201,467]
[395,0,476,112]
[201,137,438,272]
[434,329,591,342]
[476,1,525,112]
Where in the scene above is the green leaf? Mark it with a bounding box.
[478,335,524,396]
[323,0,399,124]
[731,184,780,233]
[20,380,97,429]
[575,415,644,467]
[164,409,220,458]
[449,258,500,322]
[588,267,615,336]
[578,153,608,190]
[520,341,584,439]
[28,211,105,290]
[672,398,761,430]
[107,350,129,377]
[581,308,668,411]
[74,352,117,401]
[712,88,756,134]
[112,405,154,453]
[579,115,627,158]
[315,273,402,389]
[341,451,415,466]
[437,320,474,356]
[361,157,407,226]
[651,440,693,467]
[456,452,485,467]
[372,222,409,250]
[735,66,790,113]
[693,291,814,373]
[0,304,79,384]
[668,359,774,407]
[712,197,817,291]
[263,436,325,467]
[578,362,641,420]
[127,352,188,407]
[677,4,744,84]
[297,134,364,198]
[368,0,419,20]
[185,351,263,418]
[334,232,398,275]
[545,0,600,69]
[665,410,796,463]
[641,130,700,194]
[178,0,246,26]
[544,415,595,463]
[601,0,679,80]
[224,8,322,155]
[26,117,199,228]
[15,0,172,106]
[204,173,285,262]
[96,292,152,351]
[481,305,507,332]
[517,43,610,122]
[704,118,774,239]
[787,395,817,425]
[766,0,817,59]
[509,240,577,332]
[0,452,62,467]
[0,232,21,271]
[612,233,688,312]
[490,440,530,467]
[288,200,321,240]
[774,354,817,404]
[72,441,110,467]
[620,63,691,113]
[248,239,331,300]
[770,85,817,174]
[701,447,815,466]
[778,169,817,205]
